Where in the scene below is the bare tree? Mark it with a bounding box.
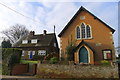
[1,24,29,43]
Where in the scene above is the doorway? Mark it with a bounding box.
[79,46,88,63]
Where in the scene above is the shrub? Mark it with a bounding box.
[1,48,22,75]
[66,42,76,61]
[50,57,58,64]
[2,64,10,75]
[45,53,59,60]
[100,60,111,65]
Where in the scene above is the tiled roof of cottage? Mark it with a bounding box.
[12,32,55,48]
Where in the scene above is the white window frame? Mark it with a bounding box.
[75,22,92,40]
[22,50,25,56]
[54,43,56,47]
[31,39,37,43]
[76,26,80,39]
[103,50,112,60]
[22,40,28,44]
[38,50,46,55]
[81,23,86,39]
[28,51,35,55]
[28,51,31,55]
[86,25,92,39]
[32,51,35,55]
[86,25,91,38]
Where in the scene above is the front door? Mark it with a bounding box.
[29,51,33,59]
[79,46,88,63]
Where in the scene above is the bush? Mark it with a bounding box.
[100,60,111,65]
[1,48,22,75]
[50,57,58,64]
[65,42,76,61]
[2,64,10,75]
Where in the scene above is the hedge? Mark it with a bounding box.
[1,48,22,75]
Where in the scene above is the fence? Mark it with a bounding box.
[11,64,37,75]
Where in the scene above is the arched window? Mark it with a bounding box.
[76,27,80,39]
[86,25,91,38]
[81,23,85,38]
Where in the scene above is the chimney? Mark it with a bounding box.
[30,31,35,35]
[43,30,47,35]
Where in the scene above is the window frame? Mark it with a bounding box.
[102,49,112,60]
[22,50,25,56]
[75,22,92,40]
[81,23,86,39]
[31,39,37,43]
[54,43,56,47]
[38,50,46,56]
[22,40,28,44]
[76,26,80,39]
[86,25,91,38]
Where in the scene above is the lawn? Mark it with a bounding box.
[20,60,38,64]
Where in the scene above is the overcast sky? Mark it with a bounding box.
[0,0,119,47]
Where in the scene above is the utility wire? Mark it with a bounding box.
[0,2,41,23]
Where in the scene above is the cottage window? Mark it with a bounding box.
[28,51,35,55]
[54,43,56,47]
[86,25,91,38]
[31,39,37,43]
[22,40,28,44]
[33,51,35,55]
[38,50,46,55]
[81,23,86,38]
[103,50,112,60]
[28,51,31,55]
[22,51,25,56]
[76,27,80,39]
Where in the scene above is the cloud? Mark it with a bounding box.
[0,2,118,47]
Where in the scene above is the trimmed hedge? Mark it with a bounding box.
[1,48,22,75]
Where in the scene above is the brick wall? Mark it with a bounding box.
[37,62,118,78]
[11,64,29,75]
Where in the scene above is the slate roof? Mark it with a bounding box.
[58,6,115,37]
[12,33,55,48]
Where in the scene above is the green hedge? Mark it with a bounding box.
[1,48,22,75]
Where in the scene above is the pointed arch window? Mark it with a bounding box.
[76,23,92,40]
[86,25,91,38]
[81,23,85,38]
[76,27,80,39]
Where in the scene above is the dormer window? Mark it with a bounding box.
[22,40,28,44]
[31,39,37,43]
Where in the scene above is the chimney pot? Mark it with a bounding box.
[43,30,47,35]
[30,31,35,35]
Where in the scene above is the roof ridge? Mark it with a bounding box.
[34,33,55,36]
[58,6,115,37]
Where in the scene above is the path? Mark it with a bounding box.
[1,75,36,79]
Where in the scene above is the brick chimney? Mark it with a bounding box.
[43,30,47,35]
[30,31,35,35]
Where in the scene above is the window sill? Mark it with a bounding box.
[76,37,93,40]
